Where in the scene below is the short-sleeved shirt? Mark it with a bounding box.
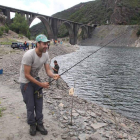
[19,49,50,83]
[54,64,59,74]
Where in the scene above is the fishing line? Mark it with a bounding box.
[48,29,129,85]
[14,28,129,91]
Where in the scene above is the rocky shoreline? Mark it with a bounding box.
[0,43,140,140]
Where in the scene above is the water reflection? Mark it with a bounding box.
[51,46,140,122]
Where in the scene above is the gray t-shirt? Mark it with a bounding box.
[19,49,50,83]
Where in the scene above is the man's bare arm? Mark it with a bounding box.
[52,67,58,72]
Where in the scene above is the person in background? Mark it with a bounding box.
[27,42,29,50]
[48,42,50,50]
[31,42,34,49]
[34,43,36,48]
[55,40,57,46]
[52,60,59,87]
[24,41,27,51]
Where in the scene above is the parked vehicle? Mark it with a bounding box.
[11,42,24,49]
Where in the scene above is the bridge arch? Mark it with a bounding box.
[0,5,95,45]
[29,16,54,39]
[78,25,88,40]
[58,21,75,45]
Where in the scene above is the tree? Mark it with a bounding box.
[10,13,30,39]
[43,30,48,37]
[27,30,31,39]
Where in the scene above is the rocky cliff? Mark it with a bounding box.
[110,0,140,25]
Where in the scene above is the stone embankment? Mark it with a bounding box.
[81,25,140,48]
[0,43,140,140]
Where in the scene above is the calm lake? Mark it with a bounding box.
[51,45,140,122]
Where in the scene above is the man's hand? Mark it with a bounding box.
[40,82,49,88]
[53,74,60,80]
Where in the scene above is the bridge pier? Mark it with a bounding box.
[69,36,75,45]
[26,14,29,22]
[20,12,25,17]
[88,26,95,38]
[51,18,58,40]
[2,9,10,24]
[73,24,78,45]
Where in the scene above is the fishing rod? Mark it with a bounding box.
[48,29,128,85]
[14,29,128,91]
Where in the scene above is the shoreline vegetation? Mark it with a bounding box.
[0,42,140,140]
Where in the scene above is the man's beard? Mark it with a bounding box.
[39,47,47,53]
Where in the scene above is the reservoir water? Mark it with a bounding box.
[51,46,140,122]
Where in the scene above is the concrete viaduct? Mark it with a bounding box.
[0,5,97,45]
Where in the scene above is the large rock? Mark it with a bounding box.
[91,123,107,129]
[86,132,103,140]
[78,134,89,140]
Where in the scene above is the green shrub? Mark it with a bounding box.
[27,31,31,39]
[58,24,69,38]
[0,29,3,36]
[19,34,23,38]
[0,26,5,32]
[5,25,9,33]
[0,109,1,117]
[137,28,140,37]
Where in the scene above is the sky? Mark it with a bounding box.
[0,0,92,27]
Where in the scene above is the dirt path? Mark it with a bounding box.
[0,82,65,140]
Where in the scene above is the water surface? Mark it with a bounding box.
[51,46,140,122]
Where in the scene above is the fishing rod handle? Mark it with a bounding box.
[37,78,55,91]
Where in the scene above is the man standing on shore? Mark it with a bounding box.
[19,34,60,136]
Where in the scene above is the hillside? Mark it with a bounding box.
[81,25,140,47]
[30,22,47,39]
[52,2,88,20]
[53,0,140,25]
[30,0,140,38]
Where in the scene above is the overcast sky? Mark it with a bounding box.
[1,0,92,27]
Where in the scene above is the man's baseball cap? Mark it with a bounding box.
[36,34,50,42]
